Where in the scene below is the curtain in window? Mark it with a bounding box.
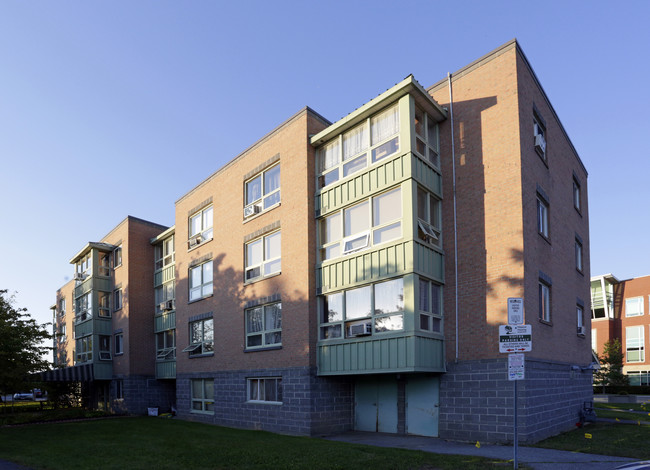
[264,166,281,194]
[247,308,263,333]
[374,278,404,315]
[371,105,399,144]
[345,285,372,319]
[320,140,340,172]
[343,123,368,160]
[265,303,282,329]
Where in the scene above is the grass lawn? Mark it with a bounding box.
[0,417,509,470]
[535,421,650,459]
[593,402,650,421]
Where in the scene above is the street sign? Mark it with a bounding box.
[508,353,525,381]
[507,298,524,325]
[499,324,532,353]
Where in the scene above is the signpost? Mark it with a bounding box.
[500,297,529,469]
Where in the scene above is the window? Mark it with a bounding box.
[99,252,111,276]
[189,261,213,301]
[113,246,122,268]
[539,281,551,322]
[626,326,645,363]
[155,281,176,313]
[247,377,282,403]
[318,104,400,189]
[59,298,66,317]
[76,336,92,363]
[99,335,111,360]
[577,305,585,336]
[534,112,547,160]
[183,318,214,356]
[573,177,581,212]
[191,378,214,413]
[245,302,281,349]
[319,187,402,261]
[416,187,441,247]
[319,278,404,340]
[98,292,111,317]
[245,231,281,281]
[75,292,92,322]
[59,324,67,343]
[537,195,549,238]
[115,379,124,399]
[419,278,442,333]
[114,333,124,355]
[189,206,213,247]
[76,253,92,277]
[155,236,175,271]
[156,329,176,360]
[626,297,644,317]
[114,289,123,311]
[245,164,281,216]
[575,238,583,272]
[414,106,440,167]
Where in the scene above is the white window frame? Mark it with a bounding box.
[626,297,644,317]
[191,378,214,414]
[99,252,111,276]
[189,261,213,302]
[319,187,402,261]
[188,205,213,247]
[317,104,400,189]
[59,298,66,317]
[183,318,214,356]
[626,326,645,363]
[537,196,549,238]
[413,105,440,168]
[416,187,441,247]
[99,335,111,360]
[75,292,92,323]
[155,236,175,271]
[76,335,92,363]
[534,114,547,160]
[575,238,583,272]
[155,281,176,314]
[59,324,67,343]
[577,305,585,336]
[113,246,122,268]
[245,302,282,349]
[156,329,176,360]
[418,278,442,333]
[114,333,124,355]
[247,377,282,404]
[244,163,281,217]
[76,252,92,277]
[245,231,281,282]
[114,289,123,311]
[98,291,111,318]
[539,281,551,322]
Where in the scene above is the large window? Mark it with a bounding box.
[419,278,442,333]
[626,326,645,363]
[189,206,213,247]
[156,329,176,360]
[190,261,213,301]
[245,302,282,349]
[319,187,402,261]
[99,335,111,360]
[247,377,282,403]
[75,292,92,322]
[184,318,214,356]
[414,106,440,167]
[537,195,549,238]
[245,231,281,281]
[245,164,281,217]
[191,379,214,414]
[76,335,92,363]
[626,297,644,317]
[318,104,400,189]
[319,278,404,340]
[539,280,551,322]
[155,236,175,271]
[416,187,441,247]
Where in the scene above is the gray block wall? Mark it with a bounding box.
[177,366,352,436]
[439,357,593,443]
[111,375,176,415]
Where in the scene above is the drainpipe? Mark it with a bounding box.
[447,72,459,362]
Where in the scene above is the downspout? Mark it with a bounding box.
[448,72,459,362]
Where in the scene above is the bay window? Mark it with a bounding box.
[414,106,440,167]
[417,187,441,247]
[419,278,442,332]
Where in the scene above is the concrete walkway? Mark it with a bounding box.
[325,431,637,470]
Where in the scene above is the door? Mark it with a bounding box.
[406,376,439,437]
[354,376,397,433]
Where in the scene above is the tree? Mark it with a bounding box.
[0,290,51,396]
[594,339,629,390]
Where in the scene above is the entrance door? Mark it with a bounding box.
[354,376,397,433]
[406,376,439,437]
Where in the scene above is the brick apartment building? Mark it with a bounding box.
[45,39,592,443]
[591,274,650,385]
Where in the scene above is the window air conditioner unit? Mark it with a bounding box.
[534,134,547,154]
[165,300,175,311]
[188,235,202,248]
[244,204,262,218]
[74,272,85,281]
[577,326,586,336]
[347,322,372,337]
[158,302,167,311]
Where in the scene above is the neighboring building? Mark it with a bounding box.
[591,274,650,385]
[45,39,592,443]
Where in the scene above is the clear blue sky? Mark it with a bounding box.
[1,0,649,329]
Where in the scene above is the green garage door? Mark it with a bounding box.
[354,376,397,433]
[406,376,439,437]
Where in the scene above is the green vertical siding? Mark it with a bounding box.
[154,265,175,287]
[414,241,444,281]
[94,362,113,380]
[156,361,176,379]
[411,154,442,196]
[154,312,176,332]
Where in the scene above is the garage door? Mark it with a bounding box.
[406,376,439,437]
[354,376,397,433]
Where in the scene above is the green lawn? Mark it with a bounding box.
[0,417,508,470]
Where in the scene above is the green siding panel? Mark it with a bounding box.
[94,362,113,380]
[414,241,444,281]
[156,361,176,379]
[317,334,444,375]
[95,319,113,335]
[154,312,176,332]
[75,321,93,337]
[154,265,176,287]
[412,154,442,197]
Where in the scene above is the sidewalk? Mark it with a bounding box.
[325,431,637,470]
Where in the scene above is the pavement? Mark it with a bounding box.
[325,431,637,470]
